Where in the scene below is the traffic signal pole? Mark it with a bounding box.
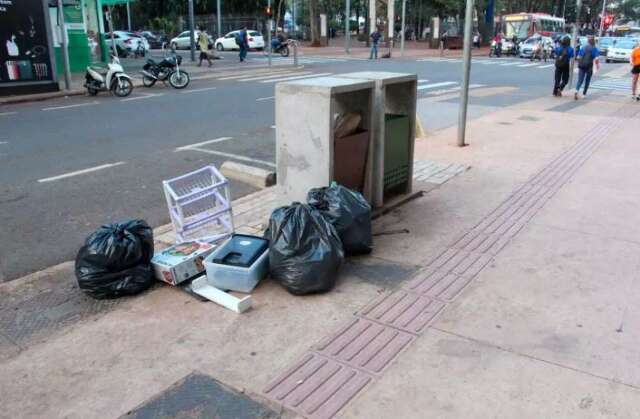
[457,0,474,147]
[267,0,272,67]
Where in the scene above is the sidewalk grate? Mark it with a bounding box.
[263,106,640,418]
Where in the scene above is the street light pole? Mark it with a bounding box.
[400,0,406,56]
[599,0,606,37]
[126,0,132,31]
[345,0,351,54]
[217,0,222,39]
[267,0,272,67]
[188,0,196,62]
[569,0,582,87]
[56,0,71,90]
[457,0,474,147]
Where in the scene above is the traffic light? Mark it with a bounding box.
[266,5,272,18]
[603,14,614,29]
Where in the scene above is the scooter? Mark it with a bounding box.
[84,55,133,97]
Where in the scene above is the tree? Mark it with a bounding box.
[309,0,321,45]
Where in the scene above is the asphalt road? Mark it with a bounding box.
[0,51,624,281]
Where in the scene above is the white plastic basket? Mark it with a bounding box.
[163,166,234,243]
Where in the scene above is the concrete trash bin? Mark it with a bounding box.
[275,76,375,206]
[335,72,417,207]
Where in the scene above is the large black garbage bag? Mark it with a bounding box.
[265,203,344,295]
[75,219,155,299]
[307,184,373,255]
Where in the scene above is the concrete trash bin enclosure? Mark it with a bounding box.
[337,72,417,208]
[275,76,375,206]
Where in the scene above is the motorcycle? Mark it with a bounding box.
[530,42,549,62]
[140,51,190,89]
[489,40,502,57]
[265,39,294,57]
[84,55,133,97]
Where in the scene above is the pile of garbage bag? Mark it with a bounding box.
[265,183,372,295]
[75,219,155,299]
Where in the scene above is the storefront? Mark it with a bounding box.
[48,0,92,73]
[1,0,59,95]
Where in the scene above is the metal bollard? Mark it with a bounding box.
[293,41,298,67]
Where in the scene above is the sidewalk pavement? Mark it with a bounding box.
[2,89,640,418]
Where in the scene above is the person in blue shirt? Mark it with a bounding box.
[574,36,600,99]
[370,27,381,60]
[553,36,575,96]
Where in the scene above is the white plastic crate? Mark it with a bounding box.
[163,166,234,243]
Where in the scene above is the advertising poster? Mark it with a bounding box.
[0,0,54,83]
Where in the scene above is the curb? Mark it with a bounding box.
[220,161,276,189]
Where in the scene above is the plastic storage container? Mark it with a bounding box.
[204,234,269,293]
[162,166,234,243]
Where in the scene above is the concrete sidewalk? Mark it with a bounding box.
[1,90,640,418]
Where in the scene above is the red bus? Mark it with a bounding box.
[499,13,565,40]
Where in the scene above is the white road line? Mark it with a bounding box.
[42,101,99,111]
[187,147,276,168]
[517,63,539,67]
[0,111,17,116]
[260,72,332,83]
[499,62,521,66]
[256,96,275,101]
[238,71,312,82]
[271,125,276,129]
[38,161,126,183]
[426,84,485,96]
[418,79,429,83]
[120,93,163,102]
[180,87,217,94]
[175,136,232,151]
[216,69,294,80]
[0,141,8,145]
[538,64,554,68]
[417,81,457,90]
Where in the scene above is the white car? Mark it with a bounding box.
[606,39,638,63]
[215,30,265,51]
[520,36,553,58]
[105,31,150,54]
[170,30,213,50]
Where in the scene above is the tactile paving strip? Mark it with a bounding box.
[263,106,638,418]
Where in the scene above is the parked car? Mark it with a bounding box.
[170,30,213,50]
[139,31,167,49]
[214,30,265,51]
[520,36,553,58]
[606,38,638,62]
[104,31,150,55]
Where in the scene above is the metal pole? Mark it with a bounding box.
[345,0,351,53]
[107,7,117,57]
[387,0,395,55]
[56,0,71,90]
[217,0,222,39]
[400,0,406,56]
[457,0,474,147]
[126,1,132,31]
[267,0,272,67]
[188,0,195,62]
[598,0,606,37]
[569,0,581,87]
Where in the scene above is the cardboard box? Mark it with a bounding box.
[151,241,217,286]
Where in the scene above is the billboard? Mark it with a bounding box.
[0,0,54,84]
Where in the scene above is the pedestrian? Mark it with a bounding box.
[197,27,212,67]
[473,32,480,48]
[631,40,640,100]
[237,27,249,62]
[370,27,381,60]
[553,36,574,97]
[574,35,599,99]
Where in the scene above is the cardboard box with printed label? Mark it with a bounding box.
[151,241,216,285]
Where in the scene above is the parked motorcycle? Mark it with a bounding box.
[140,51,190,89]
[84,55,133,97]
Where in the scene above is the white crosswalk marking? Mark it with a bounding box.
[538,64,554,68]
[416,57,557,70]
[417,81,458,90]
[259,72,333,83]
[238,71,312,81]
[517,63,539,67]
[590,77,632,93]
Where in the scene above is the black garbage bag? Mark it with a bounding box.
[75,219,155,299]
[265,203,344,295]
[307,184,373,255]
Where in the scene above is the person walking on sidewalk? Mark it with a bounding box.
[631,40,640,100]
[197,28,213,67]
[553,36,574,97]
[574,36,599,100]
[370,28,381,60]
[237,27,249,62]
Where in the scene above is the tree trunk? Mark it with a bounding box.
[309,0,320,46]
[276,0,284,31]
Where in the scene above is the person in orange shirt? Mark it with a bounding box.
[631,40,640,100]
